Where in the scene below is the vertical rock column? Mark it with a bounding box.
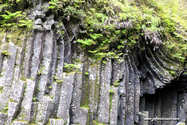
[177,93,187,123]
[70,67,83,123]
[35,96,54,125]
[50,36,64,117]
[118,61,128,125]
[110,60,124,125]
[98,60,112,124]
[57,73,75,122]
[18,79,36,122]
[37,31,54,101]
[88,62,101,124]
[30,32,44,80]
[6,80,25,124]
[0,42,17,112]
[125,55,135,125]
[22,35,34,79]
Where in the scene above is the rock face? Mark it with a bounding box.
[0,3,187,125]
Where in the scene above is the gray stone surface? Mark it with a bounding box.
[49,38,58,84]
[0,51,3,73]
[50,82,61,117]
[0,86,11,111]
[0,112,7,125]
[78,107,88,125]
[43,19,55,31]
[18,79,36,122]
[118,97,126,125]
[30,32,44,78]
[178,93,187,123]
[22,35,34,79]
[12,121,28,125]
[88,63,100,117]
[55,38,64,80]
[49,118,65,125]
[57,73,75,122]
[125,56,134,125]
[30,102,39,123]
[7,80,25,124]
[4,42,17,86]
[110,87,119,125]
[70,72,83,124]
[37,31,54,101]
[98,60,112,124]
[36,96,54,125]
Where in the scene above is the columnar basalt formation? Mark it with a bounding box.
[0,2,187,125]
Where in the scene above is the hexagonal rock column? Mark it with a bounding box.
[36,96,54,125]
[98,60,112,124]
[57,72,75,122]
[6,80,25,125]
[0,112,8,125]
[18,79,36,122]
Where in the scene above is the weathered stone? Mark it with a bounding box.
[18,79,36,122]
[30,102,39,123]
[34,18,43,25]
[78,107,88,125]
[7,80,25,124]
[33,10,45,20]
[49,38,58,84]
[12,121,28,125]
[63,24,71,64]
[7,102,19,125]
[0,112,7,125]
[37,31,54,101]
[0,57,8,86]
[4,42,17,86]
[154,92,161,125]
[49,118,65,125]
[36,96,54,125]
[0,86,11,111]
[110,87,119,125]
[118,96,126,125]
[22,35,34,79]
[88,63,100,117]
[10,80,25,102]
[125,56,134,125]
[33,24,44,31]
[98,60,112,124]
[0,51,3,73]
[55,38,64,80]
[57,73,75,122]
[70,72,83,124]
[177,93,187,123]
[50,82,61,117]
[43,19,55,30]
[30,32,44,78]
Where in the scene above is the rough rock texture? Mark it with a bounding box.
[0,3,187,125]
[0,113,7,125]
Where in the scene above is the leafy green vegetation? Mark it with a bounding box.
[1,0,187,65]
[1,50,11,56]
[48,0,187,65]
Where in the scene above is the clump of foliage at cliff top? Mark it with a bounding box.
[0,0,187,64]
[0,0,33,44]
[51,0,187,63]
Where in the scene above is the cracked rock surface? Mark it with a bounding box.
[0,2,187,125]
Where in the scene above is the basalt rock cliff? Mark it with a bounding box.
[0,0,187,125]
